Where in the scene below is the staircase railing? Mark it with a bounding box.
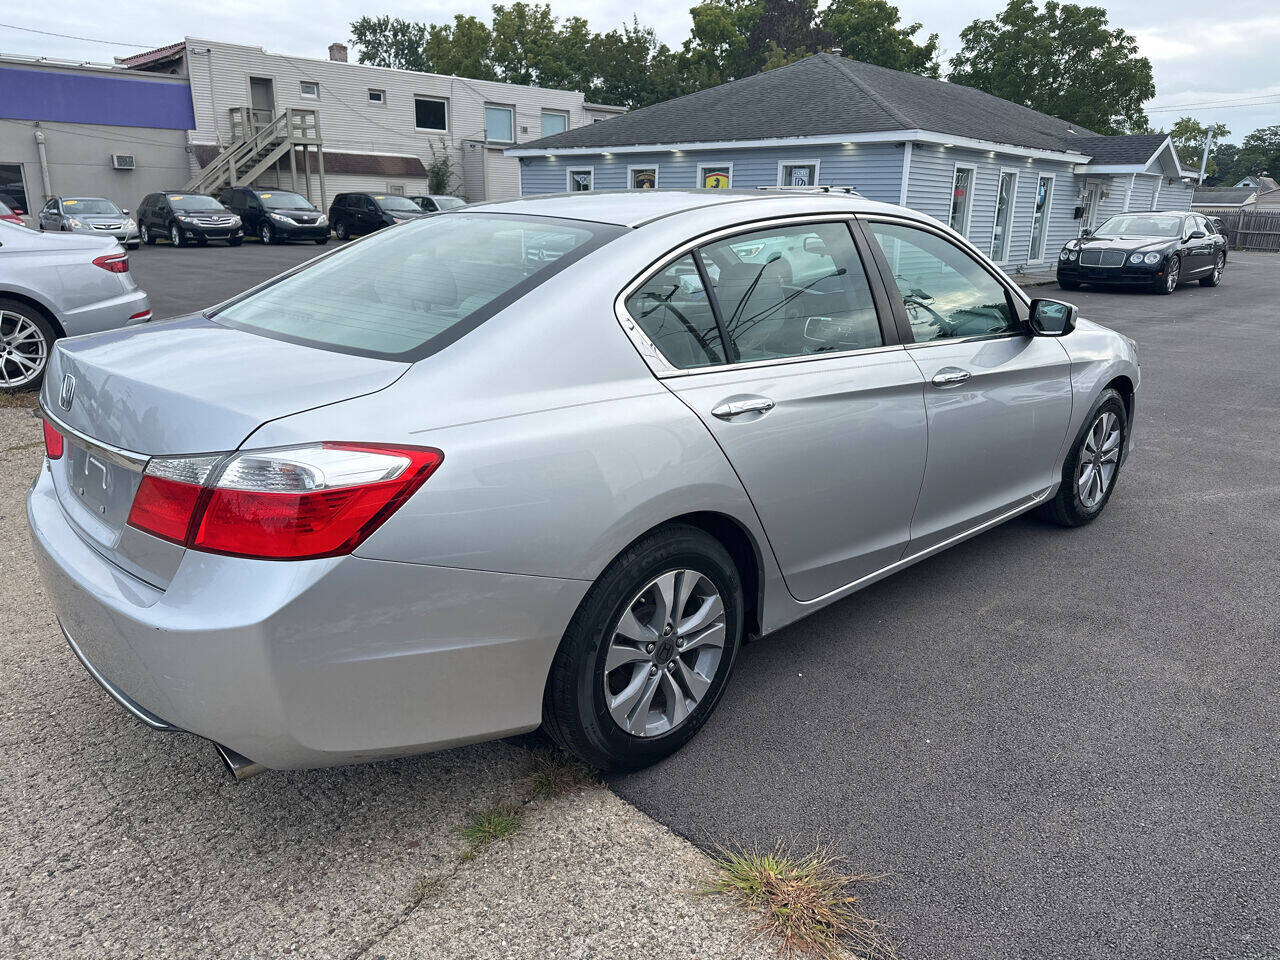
[184,107,324,200]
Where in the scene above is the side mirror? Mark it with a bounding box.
[12,208,23,216]
[1028,298,1078,337]
[122,208,129,215]
[1188,230,1206,240]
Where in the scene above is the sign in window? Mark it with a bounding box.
[568,169,593,192]
[700,166,731,189]
[630,168,657,189]
[950,165,975,236]
[780,163,817,187]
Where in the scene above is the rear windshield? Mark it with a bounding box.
[373,195,422,212]
[211,213,623,360]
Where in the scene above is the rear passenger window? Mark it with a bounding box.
[699,222,881,361]
[624,255,727,369]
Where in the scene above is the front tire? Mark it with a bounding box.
[1038,388,1127,527]
[543,524,743,771]
[0,298,56,393]
[170,223,184,247]
[260,222,275,245]
[1155,255,1179,294]
[1200,252,1225,287]
[227,236,242,247]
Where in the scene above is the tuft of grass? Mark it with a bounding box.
[458,802,523,858]
[525,747,598,799]
[708,844,896,960]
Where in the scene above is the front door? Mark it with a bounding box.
[625,219,928,602]
[862,218,1073,553]
[249,77,275,129]
[1080,181,1102,234]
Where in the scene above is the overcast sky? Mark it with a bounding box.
[3,0,1276,143]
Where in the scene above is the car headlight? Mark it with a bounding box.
[1143,252,1161,264]
[1059,248,1071,261]
[177,216,194,223]
[124,218,136,230]
[229,216,242,226]
[269,212,295,224]
[316,216,328,226]
[66,218,84,229]
[1069,250,1078,261]
[1128,252,1145,264]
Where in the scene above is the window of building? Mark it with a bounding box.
[0,163,29,215]
[629,167,658,189]
[414,97,448,132]
[368,89,386,106]
[991,170,1017,262]
[299,81,319,99]
[540,110,568,138]
[779,161,819,187]
[567,168,594,192]
[949,164,976,236]
[484,105,515,143]
[1028,174,1055,261]
[698,164,732,189]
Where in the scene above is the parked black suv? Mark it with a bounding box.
[137,192,243,247]
[328,193,428,240]
[218,187,330,245]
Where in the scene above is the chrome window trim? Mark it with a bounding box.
[38,400,149,472]
[614,212,897,379]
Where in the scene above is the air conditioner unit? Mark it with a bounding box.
[110,154,136,170]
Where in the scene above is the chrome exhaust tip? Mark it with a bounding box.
[214,743,268,781]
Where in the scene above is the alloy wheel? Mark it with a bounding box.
[261,223,272,244]
[1077,411,1122,509]
[1165,258,1179,292]
[171,224,181,247]
[1213,254,1224,282]
[0,310,49,388]
[140,225,149,244]
[602,569,726,738]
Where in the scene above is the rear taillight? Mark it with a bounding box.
[128,309,152,322]
[42,420,63,459]
[92,252,130,273]
[125,443,442,560]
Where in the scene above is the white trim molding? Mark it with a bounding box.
[508,129,1091,164]
[777,159,821,187]
[948,161,978,238]
[697,162,734,189]
[565,166,595,192]
[898,142,912,206]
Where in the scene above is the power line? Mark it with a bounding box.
[0,21,162,49]
[1147,98,1280,114]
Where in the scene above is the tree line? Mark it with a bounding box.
[351,0,1276,176]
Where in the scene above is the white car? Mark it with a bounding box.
[0,221,151,392]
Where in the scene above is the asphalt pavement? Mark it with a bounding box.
[615,251,1280,959]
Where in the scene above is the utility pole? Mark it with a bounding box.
[1198,132,1215,184]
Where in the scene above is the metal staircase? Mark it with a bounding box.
[185,107,326,204]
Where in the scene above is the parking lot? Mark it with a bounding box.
[2,246,1277,959]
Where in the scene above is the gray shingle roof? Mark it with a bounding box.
[521,53,1115,156]
[1071,134,1169,164]
[1192,187,1257,205]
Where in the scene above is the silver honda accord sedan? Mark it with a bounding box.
[28,190,1138,777]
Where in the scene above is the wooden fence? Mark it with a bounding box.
[1215,210,1280,252]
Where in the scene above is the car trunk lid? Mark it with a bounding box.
[41,314,409,587]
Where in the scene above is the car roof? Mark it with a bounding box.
[468,189,899,228]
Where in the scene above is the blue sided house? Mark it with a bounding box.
[509,54,1192,271]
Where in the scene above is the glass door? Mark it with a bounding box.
[1029,175,1054,261]
[991,171,1016,262]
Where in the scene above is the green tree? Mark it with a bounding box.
[1167,117,1230,178]
[1234,125,1280,182]
[681,0,763,84]
[1207,141,1240,184]
[948,0,1154,134]
[819,0,940,77]
[350,16,430,71]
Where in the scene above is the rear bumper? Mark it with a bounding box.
[61,288,151,336]
[27,465,588,770]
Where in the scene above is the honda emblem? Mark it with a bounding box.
[59,373,76,411]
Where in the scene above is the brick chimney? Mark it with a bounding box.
[328,43,348,63]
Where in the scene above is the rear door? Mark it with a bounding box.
[861,216,1073,553]
[624,217,928,602]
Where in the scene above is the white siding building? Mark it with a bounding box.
[121,38,624,205]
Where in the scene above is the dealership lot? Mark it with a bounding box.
[2,248,1276,958]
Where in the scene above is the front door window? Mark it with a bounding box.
[991,171,1016,262]
[1029,175,1054,261]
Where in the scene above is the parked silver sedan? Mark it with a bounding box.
[38,196,140,249]
[28,191,1138,778]
[1,221,151,391]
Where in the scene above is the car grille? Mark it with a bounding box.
[193,217,235,226]
[1079,250,1126,267]
[92,222,124,230]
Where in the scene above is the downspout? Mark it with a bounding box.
[33,125,52,201]
[899,141,912,206]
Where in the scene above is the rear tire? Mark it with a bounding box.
[141,224,156,245]
[335,220,350,241]
[1038,388,1127,527]
[1200,252,1225,287]
[0,297,56,393]
[543,524,743,771]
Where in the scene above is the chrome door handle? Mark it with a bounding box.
[931,368,971,388]
[711,397,775,419]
